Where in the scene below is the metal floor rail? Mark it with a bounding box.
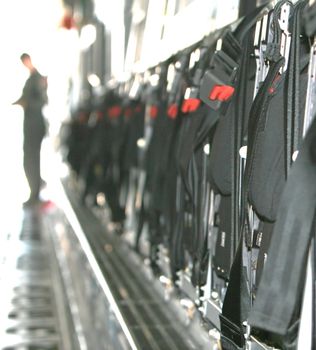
[0,206,76,350]
[0,175,216,349]
[43,176,214,350]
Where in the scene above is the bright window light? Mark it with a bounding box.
[80,24,97,50]
[88,74,101,87]
[0,0,79,213]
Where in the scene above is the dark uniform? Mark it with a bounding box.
[19,70,47,203]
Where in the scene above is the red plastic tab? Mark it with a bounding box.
[150,105,158,119]
[209,85,235,102]
[181,98,201,113]
[167,104,178,119]
[108,105,122,119]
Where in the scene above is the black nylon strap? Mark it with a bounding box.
[313,229,316,350]
[254,221,274,290]
[238,0,257,18]
[303,1,316,36]
[221,3,304,346]
[292,2,305,153]
[213,195,233,280]
[248,116,316,335]
[286,0,307,178]
[235,3,274,43]
[220,28,256,348]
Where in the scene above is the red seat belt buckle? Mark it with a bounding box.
[108,105,122,119]
[150,105,158,119]
[209,85,235,102]
[181,98,201,113]
[167,104,178,119]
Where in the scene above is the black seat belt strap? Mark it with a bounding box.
[248,116,316,335]
[286,0,307,178]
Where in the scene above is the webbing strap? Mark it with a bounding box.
[221,2,294,346]
[292,2,305,152]
[220,20,257,350]
[286,0,306,178]
[248,116,316,335]
[303,1,316,36]
[234,3,274,43]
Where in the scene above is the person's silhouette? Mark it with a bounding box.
[13,53,47,206]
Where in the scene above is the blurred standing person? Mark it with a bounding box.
[13,53,48,206]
